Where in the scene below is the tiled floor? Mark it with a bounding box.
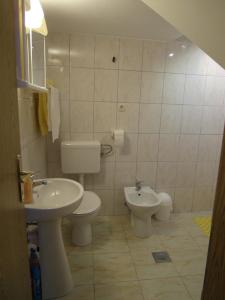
[58,212,210,300]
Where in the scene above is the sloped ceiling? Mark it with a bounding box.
[40,0,180,41]
[141,0,225,68]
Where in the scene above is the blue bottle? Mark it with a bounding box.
[30,248,42,300]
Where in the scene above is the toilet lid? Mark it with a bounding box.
[73,191,101,215]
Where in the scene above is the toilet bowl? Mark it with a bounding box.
[124,186,161,238]
[68,191,101,246]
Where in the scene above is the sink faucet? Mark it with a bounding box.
[135,179,143,191]
[20,170,47,187]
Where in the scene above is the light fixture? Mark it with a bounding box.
[168,53,174,57]
[25,0,43,29]
[25,0,48,36]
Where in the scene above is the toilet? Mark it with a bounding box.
[124,186,161,238]
[61,141,101,246]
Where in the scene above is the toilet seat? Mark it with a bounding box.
[73,191,101,216]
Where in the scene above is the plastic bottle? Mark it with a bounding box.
[23,174,33,204]
[30,248,42,300]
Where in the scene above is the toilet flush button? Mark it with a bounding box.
[118,104,126,112]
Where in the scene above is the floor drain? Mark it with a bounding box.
[152,251,172,263]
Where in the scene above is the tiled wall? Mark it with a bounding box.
[46,33,225,215]
[17,89,47,178]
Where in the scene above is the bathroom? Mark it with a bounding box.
[1,0,225,299]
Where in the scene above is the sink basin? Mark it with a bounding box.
[25,178,83,222]
[24,178,84,300]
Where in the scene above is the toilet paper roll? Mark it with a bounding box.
[113,129,124,147]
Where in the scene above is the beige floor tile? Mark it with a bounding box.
[182,275,204,300]
[127,237,163,252]
[135,262,179,280]
[169,247,206,262]
[65,244,93,255]
[160,235,199,251]
[95,281,144,300]
[56,285,94,300]
[130,250,156,265]
[94,253,137,283]
[92,238,129,254]
[174,258,206,276]
[193,235,209,248]
[68,254,94,285]
[140,277,192,300]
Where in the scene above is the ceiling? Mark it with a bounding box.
[40,0,181,41]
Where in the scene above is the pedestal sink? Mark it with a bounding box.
[25,178,84,300]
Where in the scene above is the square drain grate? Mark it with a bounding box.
[152,251,172,263]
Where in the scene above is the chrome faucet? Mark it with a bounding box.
[135,179,143,191]
[20,170,47,187]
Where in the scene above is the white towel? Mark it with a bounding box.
[48,87,60,142]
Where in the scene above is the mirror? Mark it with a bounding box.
[32,31,46,87]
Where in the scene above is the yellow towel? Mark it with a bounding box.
[35,93,48,136]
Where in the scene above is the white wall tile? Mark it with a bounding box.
[117,103,139,132]
[165,41,189,73]
[95,36,119,69]
[114,189,129,215]
[119,38,143,71]
[45,33,225,215]
[160,105,182,133]
[156,162,177,188]
[94,102,116,132]
[183,75,205,105]
[204,76,225,105]
[192,187,214,211]
[136,162,157,188]
[60,100,70,132]
[142,40,166,72]
[181,105,202,134]
[46,66,69,100]
[70,68,94,101]
[70,35,95,67]
[94,69,118,102]
[93,162,115,189]
[206,56,225,76]
[71,133,93,141]
[46,33,69,66]
[174,188,193,213]
[163,74,185,104]
[201,106,225,134]
[176,162,196,188]
[178,135,199,162]
[195,163,216,187]
[141,72,163,103]
[198,135,219,162]
[70,101,93,132]
[118,71,141,102]
[139,104,161,133]
[137,134,159,162]
[46,134,60,163]
[116,133,138,162]
[115,162,136,189]
[94,189,114,216]
[186,45,208,75]
[158,134,179,162]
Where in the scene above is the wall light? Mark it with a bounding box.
[25,0,44,29]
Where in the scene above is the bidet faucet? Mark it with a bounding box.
[135,179,143,191]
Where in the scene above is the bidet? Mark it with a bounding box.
[124,186,161,238]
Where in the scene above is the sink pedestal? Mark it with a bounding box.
[38,218,73,300]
